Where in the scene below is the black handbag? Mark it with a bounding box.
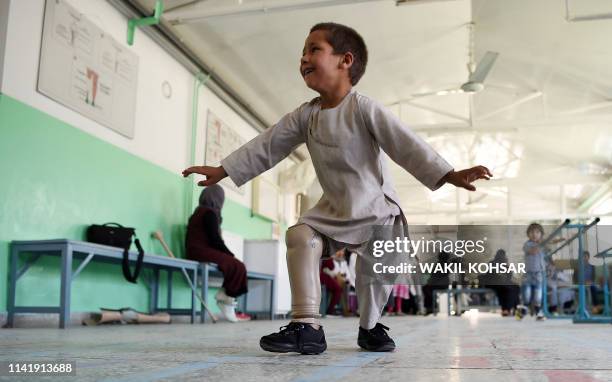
[86,223,145,284]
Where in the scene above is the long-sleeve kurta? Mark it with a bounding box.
[221,89,453,245]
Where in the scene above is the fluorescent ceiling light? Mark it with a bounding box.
[396,0,458,5]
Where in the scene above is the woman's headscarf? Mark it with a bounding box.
[492,249,508,264]
[198,185,225,222]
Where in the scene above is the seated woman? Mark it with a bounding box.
[422,251,452,315]
[186,185,248,322]
[320,249,350,316]
[479,249,520,316]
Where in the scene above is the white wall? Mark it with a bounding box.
[0,0,285,212]
[1,0,300,221]
[2,0,192,175]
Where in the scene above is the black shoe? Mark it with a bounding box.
[260,322,327,355]
[358,323,396,352]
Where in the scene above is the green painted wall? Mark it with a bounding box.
[0,94,272,314]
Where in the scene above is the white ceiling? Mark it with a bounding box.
[133,0,612,223]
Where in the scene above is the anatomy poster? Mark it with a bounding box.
[38,0,139,138]
[205,110,246,194]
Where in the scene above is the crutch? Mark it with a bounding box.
[152,231,217,323]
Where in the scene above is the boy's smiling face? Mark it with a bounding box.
[300,30,350,94]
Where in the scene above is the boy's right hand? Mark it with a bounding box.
[182,165,227,186]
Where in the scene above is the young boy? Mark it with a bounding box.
[520,223,547,320]
[183,22,492,354]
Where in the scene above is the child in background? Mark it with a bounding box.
[386,284,411,316]
[519,223,547,320]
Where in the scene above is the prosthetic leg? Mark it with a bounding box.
[287,224,324,325]
[260,224,327,354]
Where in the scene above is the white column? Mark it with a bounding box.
[507,186,513,224]
[560,184,567,217]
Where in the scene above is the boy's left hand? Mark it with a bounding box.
[443,166,492,191]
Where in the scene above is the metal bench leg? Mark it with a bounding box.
[6,245,18,328]
[243,286,248,316]
[150,268,159,314]
[59,246,73,329]
[433,291,437,316]
[241,293,247,314]
[320,286,327,317]
[167,270,172,310]
[201,264,209,323]
[270,279,275,320]
[191,268,197,324]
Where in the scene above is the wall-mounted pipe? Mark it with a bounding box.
[109,0,305,162]
[109,0,268,131]
[396,0,459,5]
[127,0,163,45]
[166,0,386,24]
[565,0,612,22]
[185,72,212,221]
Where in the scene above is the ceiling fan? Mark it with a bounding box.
[394,20,500,105]
[409,50,499,99]
[389,22,503,128]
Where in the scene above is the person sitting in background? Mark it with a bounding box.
[346,250,359,315]
[186,185,249,322]
[572,251,602,312]
[479,249,520,317]
[320,249,350,315]
[423,251,452,315]
[546,259,575,315]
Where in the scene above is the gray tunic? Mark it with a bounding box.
[221,89,453,244]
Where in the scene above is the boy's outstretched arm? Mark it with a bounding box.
[182,166,227,186]
[439,166,493,191]
[357,95,492,192]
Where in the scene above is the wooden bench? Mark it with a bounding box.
[7,239,199,328]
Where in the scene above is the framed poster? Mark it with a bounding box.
[38,0,139,138]
[252,176,280,222]
[204,110,246,194]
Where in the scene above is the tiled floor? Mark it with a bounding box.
[1,313,611,381]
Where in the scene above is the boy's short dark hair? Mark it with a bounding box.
[526,223,544,236]
[310,22,368,85]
